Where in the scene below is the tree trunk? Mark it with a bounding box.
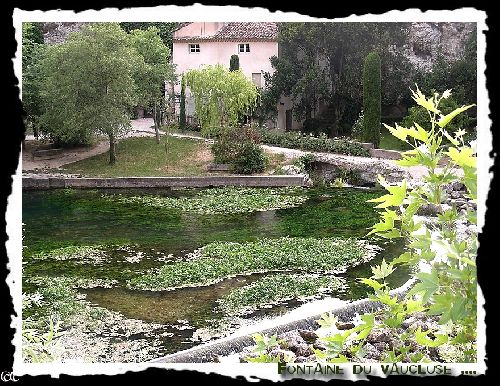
[153,103,161,144]
[109,132,116,165]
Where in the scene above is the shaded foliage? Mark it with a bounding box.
[229,54,240,71]
[362,52,381,147]
[259,130,370,157]
[179,75,187,131]
[263,23,412,137]
[211,126,265,174]
[38,23,143,163]
[129,27,175,143]
[22,22,46,137]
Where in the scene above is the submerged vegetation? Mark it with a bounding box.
[128,237,379,291]
[109,186,308,214]
[22,277,167,363]
[217,273,346,316]
[31,245,107,264]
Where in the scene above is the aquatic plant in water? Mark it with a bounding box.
[31,245,107,264]
[217,273,347,316]
[128,237,379,291]
[107,187,308,214]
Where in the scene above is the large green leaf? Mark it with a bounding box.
[359,278,384,291]
[367,209,399,236]
[407,122,429,142]
[415,327,448,347]
[411,86,440,114]
[445,147,477,168]
[367,180,407,208]
[371,259,395,280]
[437,104,475,128]
[408,270,439,304]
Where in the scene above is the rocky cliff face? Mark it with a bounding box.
[42,22,87,45]
[404,22,475,72]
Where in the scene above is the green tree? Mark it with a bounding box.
[39,23,143,164]
[129,27,175,144]
[23,22,44,44]
[265,23,412,136]
[119,22,178,50]
[362,52,381,147]
[22,22,46,139]
[184,64,258,136]
[229,54,240,71]
[179,75,187,131]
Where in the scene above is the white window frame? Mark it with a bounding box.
[189,43,200,53]
[238,43,250,53]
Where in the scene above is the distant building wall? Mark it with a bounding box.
[173,40,278,90]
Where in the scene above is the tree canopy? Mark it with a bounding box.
[129,27,175,143]
[119,22,178,50]
[184,65,258,136]
[22,22,46,134]
[38,23,144,163]
[264,22,413,136]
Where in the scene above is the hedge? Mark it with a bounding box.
[259,130,370,157]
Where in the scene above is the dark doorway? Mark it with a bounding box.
[285,109,292,131]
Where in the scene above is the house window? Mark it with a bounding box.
[252,73,262,88]
[189,44,200,53]
[238,43,250,53]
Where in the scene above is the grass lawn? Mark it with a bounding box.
[379,130,411,151]
[62,136,212,177]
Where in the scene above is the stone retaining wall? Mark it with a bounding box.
[313,155,410,185]
[151,278,415,363]
[22,175,307,190]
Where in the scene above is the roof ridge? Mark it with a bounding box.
[174,21,278,41]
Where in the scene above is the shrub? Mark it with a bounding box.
[294,153,316,173]
[232,142,266,174]
[402,94,476,144]
[229,54,240,71]
[302,117,327,136]
[351,111,364,141]
[211,126,266,174]
[362,52,381,147]
[259,130,370,157]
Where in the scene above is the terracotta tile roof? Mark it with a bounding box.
[174,22,192,31]
[174,22,278,42]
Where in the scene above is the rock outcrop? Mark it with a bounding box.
[42,22,87,45]
[404,22,475,72]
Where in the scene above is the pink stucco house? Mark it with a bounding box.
[171,22,297,130]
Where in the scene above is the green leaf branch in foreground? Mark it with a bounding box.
[360,87,478,362]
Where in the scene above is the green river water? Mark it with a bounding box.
[22,187,410,357]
